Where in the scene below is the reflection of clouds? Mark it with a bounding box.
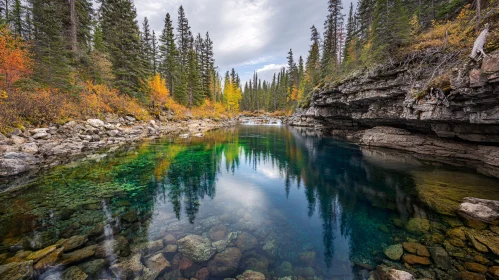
[258,165,281,179]
[216,173,266,209]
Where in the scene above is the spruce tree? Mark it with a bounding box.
[141,17,153,76]
[159,12,177,97]
[101,0,145,95]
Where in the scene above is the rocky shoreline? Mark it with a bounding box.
[287,51,499,178]
[0,116,236,181]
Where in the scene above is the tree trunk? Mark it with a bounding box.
[69,0,78,54]
[469,24,489,61]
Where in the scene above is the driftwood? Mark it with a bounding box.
[469,23,489,61]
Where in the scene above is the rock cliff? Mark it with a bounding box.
[289,50,499,175]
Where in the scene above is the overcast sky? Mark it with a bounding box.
[133,0,353,83]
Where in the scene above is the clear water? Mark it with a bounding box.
[1,125,499,279]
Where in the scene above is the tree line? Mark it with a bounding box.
[240,0,477,112]
[0,0,243,111]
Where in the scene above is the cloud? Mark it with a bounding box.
[132,0,354,83]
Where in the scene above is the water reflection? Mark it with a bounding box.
[0,126,499,279]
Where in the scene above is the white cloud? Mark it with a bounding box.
[239,56,275,66]
[256,64,287,73]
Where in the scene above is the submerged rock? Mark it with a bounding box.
[62,266,88,280]
[402,254,431,265]
[405,218,430,234]
[34,247,64,271]
[26,245,57,262]
[402,242,430,257]
[78,259,105,276]
[235,232,257,252]
[429,247,451,270]
[458,197,499,224]
[384,244,403,261]
[207,247,242,277]
[110,253,144,279]
[0,261,34,280]
[375,265,414,280]
[145,253,170,274]
[178,235,216,263]
[236,270,265,280]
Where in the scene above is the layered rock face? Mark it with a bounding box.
[289,50,499,173]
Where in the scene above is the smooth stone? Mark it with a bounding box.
[209,224,228,242]
[87,119,105,128]
[489,266,499,277]
[178,235,216,263]
[207,247,242,277]
[21,143,38,154]
[0,261,34,280]
[384,244,403,261]
[459,197,499,224]
[460,271,486,280]
[464,262,488,273]
[402,254,431,265]
[402,242,430,257]
[298,251,316,266]
[375,265,414,280]
[164,234,176,245]
[236,270,265,280]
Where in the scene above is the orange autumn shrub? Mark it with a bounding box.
[191,99,228,119]
[81,81,150,120]
[0,26,32,93]
[146,73,169,115]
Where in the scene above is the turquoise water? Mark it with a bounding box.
[1,125,499,279]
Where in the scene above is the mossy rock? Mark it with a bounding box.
[406,218,430,235]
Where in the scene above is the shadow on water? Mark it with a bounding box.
[1,125,499,279]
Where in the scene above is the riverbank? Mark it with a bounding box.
[0,116,236,179]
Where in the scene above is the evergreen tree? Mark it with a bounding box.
[141,17,153,76]
[30,0,71,89]
[159,12,177,97]
[101,0,145,95]
[175,5,192,105]
[322,0,344,78]
[343,3,355,62]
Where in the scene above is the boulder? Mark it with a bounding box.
[0,261,34,280]
[375,265,414,280]
[130,239,163,256]
[163,234,176,245]
[0,158,30,176]
[489,266,499,277]
[384,244,403,261]
[207,247,242,277]
[209,224,228,241]
[482,54,499,74]
[458,197,499,224]
[236,270,265,280]
[87,119,105,128]
[177,235,216,263]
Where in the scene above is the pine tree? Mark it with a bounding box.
[343,3,355,62]
[152,31,158,74]
[11,0,22,36]
[159,12,177,98]
[30,0,71,89]
[101,0,145,95]
[175,6,192,105]
[321,0,344,78]
[203,32,215,100]
[306,25,321,88]
[141,17,153,76]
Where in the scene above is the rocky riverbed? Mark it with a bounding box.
[0,116,236,182]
